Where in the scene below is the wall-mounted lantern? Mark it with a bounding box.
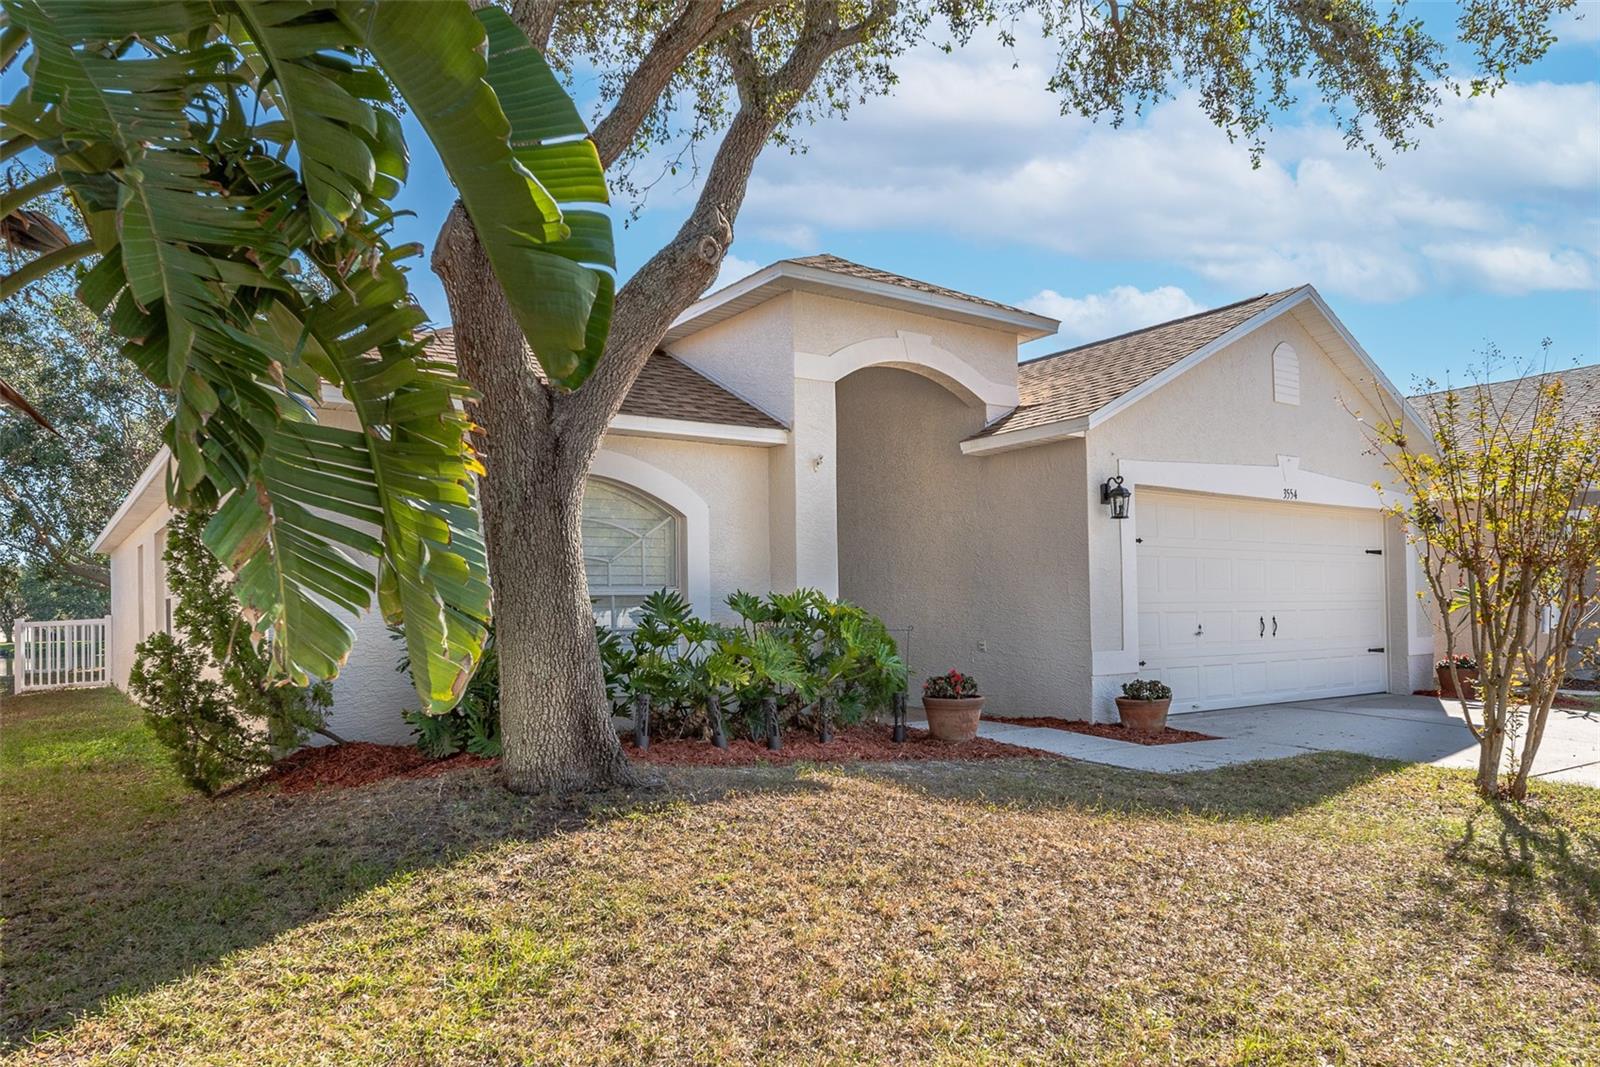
[1100,475,1131,519]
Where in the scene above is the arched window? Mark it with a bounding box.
[583,479,681,629]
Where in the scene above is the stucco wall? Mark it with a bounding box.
[101,414,773,744]
[1083,312,1429,714]
[836,367,1091,715]
[666,293,796,423]
[106,507,167,691]
[791,292,1021,392]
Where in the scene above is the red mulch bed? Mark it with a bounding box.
[239,724,1058,795]
[241,742,495,795]
[984,714,1219,746]
[623,724,1060,766]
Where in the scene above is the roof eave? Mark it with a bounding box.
[606,414,789,446]
[664,261,1059,344]
[960,417,1088,455]
[92,447,169,553]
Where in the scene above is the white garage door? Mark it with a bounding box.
[1136,490,1388,712]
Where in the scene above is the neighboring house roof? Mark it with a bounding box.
[973,289,1302,440]
[421,329,784,430]
[1408,363,1600,435]
[663,253,1059,344]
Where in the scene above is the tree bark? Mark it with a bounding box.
[425,1,892,794]
[434,205,636,794]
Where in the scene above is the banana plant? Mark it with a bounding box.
[0,2,614,712]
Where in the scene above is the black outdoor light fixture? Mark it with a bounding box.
[1101,475,1132,519]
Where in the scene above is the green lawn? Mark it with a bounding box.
[3,688,1597,1066]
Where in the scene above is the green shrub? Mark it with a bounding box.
[129,511,332,794]
[398,625,502,757]
[607,588,906,741]
[1120,678,1173,701]
[399,588,906,752]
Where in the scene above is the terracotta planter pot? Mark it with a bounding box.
[1436,665,1479,701]
[922,696,985,742]
[1115,697,1171,736]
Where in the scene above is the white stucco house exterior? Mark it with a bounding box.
[95,254,1439,743]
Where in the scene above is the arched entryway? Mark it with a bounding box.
[834,365,990,686]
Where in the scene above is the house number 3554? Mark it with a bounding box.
[1282,488,1299,500]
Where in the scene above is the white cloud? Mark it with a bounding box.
[708,252,762,293]
[1024,285,1204,342]
[1553,6,1600,44]
[715,23,1599,304]
[1423,240,1595,294]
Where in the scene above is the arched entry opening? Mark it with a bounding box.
[834,364,990,685]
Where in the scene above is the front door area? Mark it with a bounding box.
[1135,489,1388,712]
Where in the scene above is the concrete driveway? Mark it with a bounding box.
[972,693,1600,788]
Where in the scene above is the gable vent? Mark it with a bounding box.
[1272,342,1300,405]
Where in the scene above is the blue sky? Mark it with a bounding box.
[390,5,1600,391]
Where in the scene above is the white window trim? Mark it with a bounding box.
[589,449,712,618]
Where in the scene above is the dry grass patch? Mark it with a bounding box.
[3,689,1597,1065]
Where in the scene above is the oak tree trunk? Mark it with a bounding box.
[434,206,635,794]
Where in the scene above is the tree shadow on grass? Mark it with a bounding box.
[1428,795,1600,976]
[0,760,825,1047]
[851,748,1411,821]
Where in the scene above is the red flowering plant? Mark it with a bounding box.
[923,669,979,700]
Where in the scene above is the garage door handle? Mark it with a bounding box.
[1194,623,1204,636]
[1272,616,1278,636]
[1259,616,1265,637]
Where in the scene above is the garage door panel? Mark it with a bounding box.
[1136,490,1388,712]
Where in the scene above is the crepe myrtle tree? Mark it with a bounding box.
[1,3,615,724]
[430,0,1577,793]
[1366,350,1599,800]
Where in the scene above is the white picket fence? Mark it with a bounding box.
[13,617,111,693]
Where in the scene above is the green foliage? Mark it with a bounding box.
[1371,346,1598,797]
[0,286,166,598]
[396,588,905,752]
[397,625,502,758]
[1120,678,1173,702]
[0,557,106,632]
[602,588,906,742]
[552,1,1573,217]
[129,510,331,794]
[2,1,616,712]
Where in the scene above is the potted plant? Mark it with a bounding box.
[1436,655,1479,701]
[1115,678,1173,736]
[921,670,984,742]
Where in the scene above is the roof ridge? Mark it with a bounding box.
[1018,286,1304,369]
[1409,361,1600,399]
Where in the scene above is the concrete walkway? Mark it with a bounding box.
[954,693,1600,788]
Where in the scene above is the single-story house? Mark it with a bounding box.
[95,254,1443,743]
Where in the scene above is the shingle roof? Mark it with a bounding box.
[782,254,1035,318]
[971,287,1304,439]
[423,329,783,430]
[1409,363,1600,436]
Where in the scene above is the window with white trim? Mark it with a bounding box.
[583,478,681,629]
